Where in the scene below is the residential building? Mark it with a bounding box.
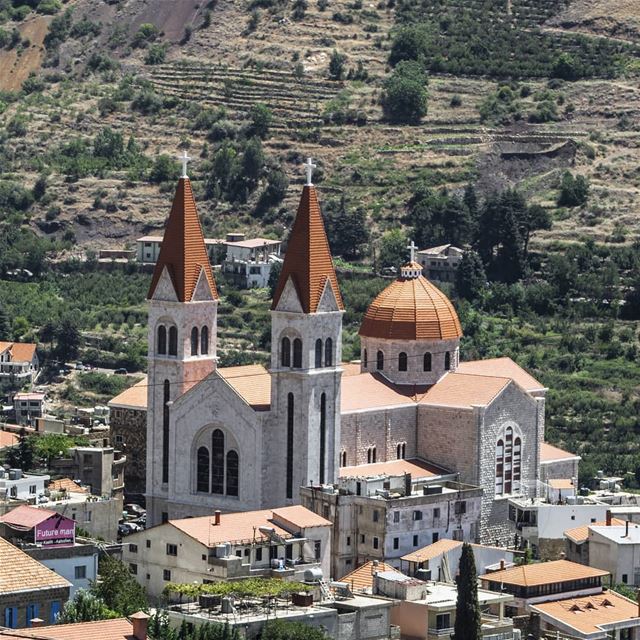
[121,505,332,599]
[374,570,515,640]
[0,612,149,639]
[222,236,282,288]
[0,468,50,502]
[416,245,464,283]
[13,393,45,427]
[480,559,610,616]
[108,378,147,501]
[0,536,70,629]
[400,539,518,582]
[564,512,627,566]
[540,442,581,488]
[0,342,39,384]
[0,505,97,597]
[50,447,125,497]
[300,458,483,578]
[585,521,640,586]
[136,235,223,266]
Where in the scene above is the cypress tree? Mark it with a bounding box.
[454,543,482,640]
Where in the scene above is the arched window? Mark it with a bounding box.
[201,326,209,355]
[367,448,372,464]
[423,353,432,372]
[157,326,167,355]
[504,427,513,494]
[211,429,225,495]
[340,451,347,467]
[372,446,377,463]
[398,352,408,372]
[162,380,170,484]
[281,337,291,367]
[376,350,384,370]
[190,327,199,356]
[196,447,209,492]
[495,427,521,496]
[286,393,294,499]
[444,351,451,371]
[226,451,239,497]
[325,338,333,367]
[168,326,178,356]
[513,437,522,493]
[293,338,302,368]
[363,349,368,368]
[402,443,406,459]
[315,339,323,368]
[396,443,402,460]
[319,393,326,485]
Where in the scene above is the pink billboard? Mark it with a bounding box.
[35,514,75,547]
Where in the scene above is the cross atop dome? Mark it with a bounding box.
[400,240,422,279]
[179,149,191,179]
[407,240,418,263]
[303,157,317,186]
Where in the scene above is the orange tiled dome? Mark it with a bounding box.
[359,263,463,340]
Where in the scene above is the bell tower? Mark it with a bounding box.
[264,159,344,507]
[146,154,219,525]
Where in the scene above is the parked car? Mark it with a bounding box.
[118,522,143,537]
[124,503,146,517]
[114,368,128,375]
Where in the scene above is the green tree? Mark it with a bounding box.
[93,128,125,163]
[55,317,82,362]
[6,428,34,471]
[241,137,265,185]
[382,60,428,123]
[91,555,148,616]
[558,171,589,207]
[145,43,167,65]
[454,543,482,640]
[378,229,407,271]
[328,50,346,80]
[248,103,272,139]
[149,155,179,184]
[552,53,582,81]
[0,304,10,340]
[58,589,119,624]
[268,261,282,299]
[388,23,432,66]
[32,175,47,201]
[324,196,369,260]
[456,251,486,302]
[31,433,75,467]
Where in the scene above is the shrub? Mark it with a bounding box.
[328,49,346,80]
[558,172,589,207]
[144,43,167,65]
[149,155,179,184]
[132,23,159,48]
[382,60,428,123]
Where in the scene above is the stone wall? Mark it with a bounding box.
[0,585,70,628]
[109,406,147,498]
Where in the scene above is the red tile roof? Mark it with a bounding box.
[540,442,580,463]
[457,357,545,393]
[0,505,58,529]
[218,365,271,411]
[148,177,218,302]
[272,185,343,313]
[0,618,136,639]
[401,538,464,563]
[0,342,37,363]
[340,561,397,592]
[339,458,448,480]
[108,377,148,410]
[565,520,626,545]
[480,559,609,588]
[419,372,511,409]
[359,273,462,340]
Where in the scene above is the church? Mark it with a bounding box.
[143,159,562,545]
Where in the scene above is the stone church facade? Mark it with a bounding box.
[142,165,558,545]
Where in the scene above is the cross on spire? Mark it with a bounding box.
[179,149,191,178]
[303,157,317,186]
[407,240,418,263]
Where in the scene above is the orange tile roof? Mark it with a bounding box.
[0,536,70,594]
[564,520,626,545]
[457,357,544,393]
[0,430,18,449]
[49,478,88,494]
[480,559,609,588]
[272,185,343,313]
[540,442,580,463]
[401,538,463,564]
[339,561,397,593]
[419,372,511,409]
[0,618,136,639]
[359,273,462,340]
[339,458,448,480]
[148,177,218,302]
[0,505,58,529]
[530,591,640,635]
[168,506,327,547]
[218,365,271,410]
[0,341,37,363]
[341,372,424,412]
[108,377,148,410]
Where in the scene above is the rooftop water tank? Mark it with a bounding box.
[304,567,323,583]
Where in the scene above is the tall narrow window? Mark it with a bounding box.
[190,327,199,356]
[376,350,384,370]
[162,380,170,484]
[340,451,347,467]
[286,393,294,499]
[444,351,451,370]
[504,427,513,494]
[325,338,333,367]
[319,393,326,485]
[211,429,224,494]
[367,448,372,464]
[372,446,377,463]
[226,451,239,496]
[398,352,408,372]
[495,438,504,495]
[197,447,209,492]
[513,437,522,492]
[168,326,178,356]
[424,353,432,372]
[281,337,291,367]
[397,443,402,459]
[201,326,209,355]
[157,326,167,355]
[402,443,406,459]
[293,338,302,368]
[363,349,368,368]
[315,339,323,368]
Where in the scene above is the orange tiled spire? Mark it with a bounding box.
[272,183,343,313]
[147,177,218,302]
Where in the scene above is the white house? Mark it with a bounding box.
[222,237,282,288]
[137,236,224,266]
[13,392,46,426]
[416,245,464,283]
[0,342,39,384]
[0,467,50,501]
[587,522,640,586]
